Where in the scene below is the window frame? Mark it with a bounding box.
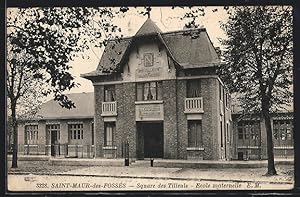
[186,79,201,98]
[136,81,162,101]
[68,124,84,144]
[104,122,116,147]
[273,119,293,146]
[25,125,38,145]
[104,85,116,102]
[237,120,260,146]
[187,120,203,148]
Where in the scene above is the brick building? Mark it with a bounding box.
[81,18,232,160]
[14,18,293,161]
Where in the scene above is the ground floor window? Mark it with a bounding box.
[104,122,115,146]
[68,124,84,144]
[273,119,293,146]
[188,120,203,148]
[237,120,260,146]
[25,125,38,144]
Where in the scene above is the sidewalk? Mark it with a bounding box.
[55,163,293,184]
[8,159,294,185]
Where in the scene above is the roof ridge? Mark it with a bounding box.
[65,92,94,95]
[161,27,206,36]
[106,27,207,42]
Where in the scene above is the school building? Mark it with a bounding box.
[15,18,293,160]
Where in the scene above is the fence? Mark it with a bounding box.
[16,143,294,160]
[17,144,96,158]
[235,145,294,160]
[17,142,130,159]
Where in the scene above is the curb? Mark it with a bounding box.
[8,172,293,185]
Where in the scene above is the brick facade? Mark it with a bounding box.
[94,85,105,157]
[162,80,178,159]
[91,76,227,160]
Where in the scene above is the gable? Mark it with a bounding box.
[122,37,176,82]
[81,21,221,80]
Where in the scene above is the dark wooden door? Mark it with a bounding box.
[143,123,163,158]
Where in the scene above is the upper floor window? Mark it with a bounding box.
[104,85,115,102]
[25,125,38,144]
[187,79,201,98]
[136,81,162,101]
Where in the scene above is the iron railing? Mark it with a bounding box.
[15,143,294,160]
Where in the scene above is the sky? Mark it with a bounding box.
[61,7,229,95]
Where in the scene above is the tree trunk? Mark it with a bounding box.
[262,106,277,175]
[11,101,18,168]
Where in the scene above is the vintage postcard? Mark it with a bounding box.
[6,6,294,193]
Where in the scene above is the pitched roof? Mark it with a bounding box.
[162,30,220,68]
[34,92,94,120]
[135,18,162,36]
[81,19,220,79]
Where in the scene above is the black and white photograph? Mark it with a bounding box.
[6,5,294,192]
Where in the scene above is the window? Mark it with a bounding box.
[136,81,162,101]
[104,122,115,146]
[188,120,203,148]
[237,121,260,145]
[104,85,116,102]
[69,124,83,144]
[187,79,201,98]
[238,127,243,140]
[25,125,38,144]
[273,120,293,146]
